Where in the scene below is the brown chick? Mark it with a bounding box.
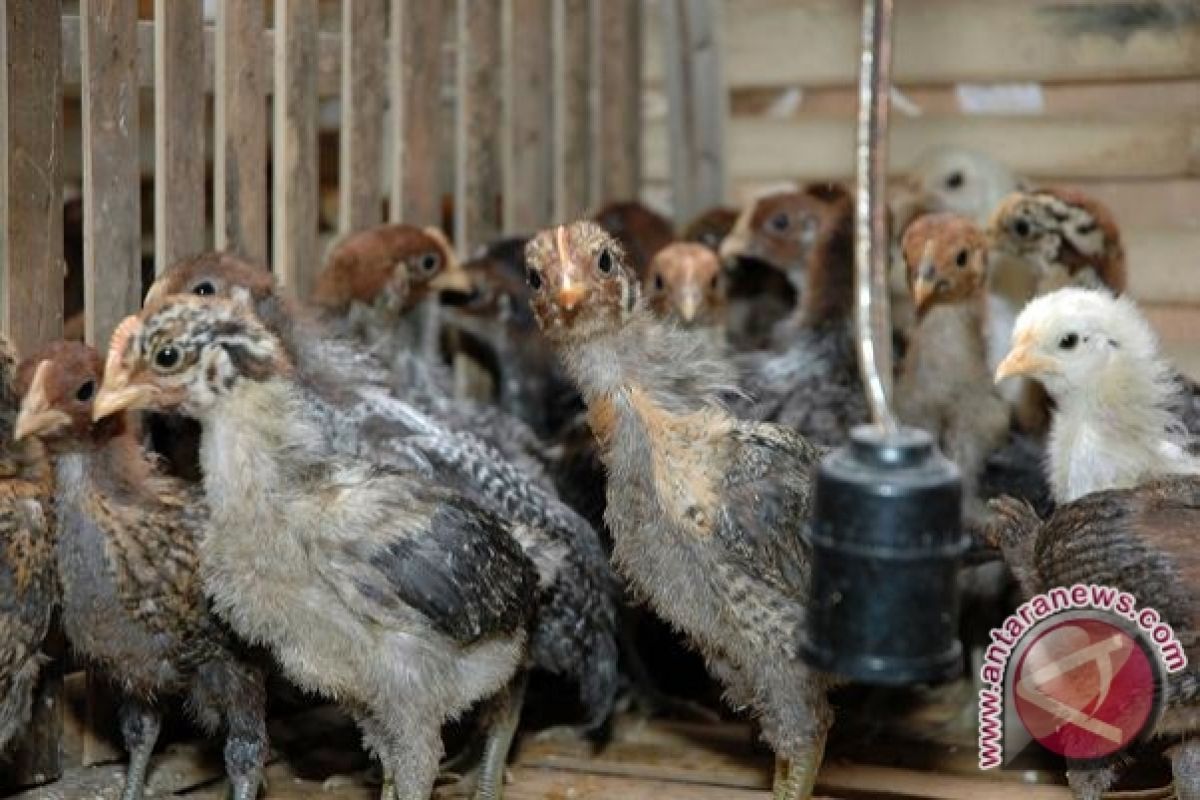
[987,187,1126,297]
[683,206,739,252]
[644,242,727,335]
[0,333,55,758]
[591,200,675,276]
[987,478,1200,799]
[526,221,832,800]
[898,214,1009,520]
[13,341,267,800]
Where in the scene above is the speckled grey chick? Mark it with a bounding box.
[14,341,267,800]
[94,298,541,800]
[145,254,620,743]
[0,334,55,758]
[527,222,833,800]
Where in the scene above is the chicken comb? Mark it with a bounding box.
[105,315,142,378]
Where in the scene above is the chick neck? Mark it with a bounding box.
[794,216,854,329]
[558,304,737,421]
[908,290,992,383]
[1046,351,1198,502]
[55,414,171,505]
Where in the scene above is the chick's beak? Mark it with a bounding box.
[994,339,1053,383]
[13,361,70,441]
[557,281,587,312]
[92,373,156,422]
[678,288,701,322]
[428,263,472,293]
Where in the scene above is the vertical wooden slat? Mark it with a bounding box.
[660,0,726,226]
[594,0,642,205]
[81,0,141,349]
[215,0,268,265]
[273,0,319,297]
[154,0,205,275]
[340,0,387,234]
[0,0,64,359]
[390,0,445,227]
[455,0,502,255]
[553,0,592,222]
[0,1,63,780]
[502,0,553,234]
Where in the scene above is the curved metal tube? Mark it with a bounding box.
[854,0,898,434]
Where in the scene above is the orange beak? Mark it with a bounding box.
[92,316,156,421]
[557,284,587,312]
[13,360,71,441]
[994,335,1054,382]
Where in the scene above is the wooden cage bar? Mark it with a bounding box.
[552,0,592,222]
[390,0,445,228]
[339,0,387,234]
[455,0,503,255]
[502,0,554,234]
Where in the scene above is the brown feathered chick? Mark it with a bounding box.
[644,242,727,334]
[591,200,675,276]
[13,341,267,800]
[683,206,739,252]
[526,222,832,800]
[0,334,55,758]
[93,299,540,800]
[898,214,1009,519]
[988,188,1126,297]
[987,478,1200,799]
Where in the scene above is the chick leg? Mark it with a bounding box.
[1065,760,1119,800]
[356,715,396,800]
[1171,739,1200,800]
[118,698,162,800]
[473,672,528,800]
[385,715,442,800]
[773,729,826,800]
[191,659,269,800]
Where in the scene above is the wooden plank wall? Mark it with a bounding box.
[642,0,1200,376]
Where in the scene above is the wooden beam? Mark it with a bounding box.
[502,0,554,233]
[659,0,727,225]
[272,0,319,297]
[390,0,445,227]
[81,0,142,349]
[0,0,65,358]
[593,0,642,205]
[552,0,592,221]
[644,0,1200,89]
[645,115,1200,185]
[214,0,268,265]
[62,15,343,97]
[339,0,387,234]
[454,0,503,254]
[153,0,205,274]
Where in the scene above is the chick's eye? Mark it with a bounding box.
[597,248,614,274]
[653,274,664,291]
[1013,218,1032,238]
[945,171,965,190]
[768,212,790,233]
[955,249,969,268]
[75,380,95,402]
[1058,333,1079,350]
[527,269,543,291]
[420,253,440,273]
[192,281,216,296]
[710,275,719,290]
[153,344,181,371]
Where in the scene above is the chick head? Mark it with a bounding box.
[644,242,725,326]
[524,221,639,342]
[901,213,989,317]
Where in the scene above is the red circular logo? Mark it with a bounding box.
[1013,617,1158,760]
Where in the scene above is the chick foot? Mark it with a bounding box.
[474,673,527,800]
[1171,739,1200,800]
[118,699,162,800]
[773,732,825,800]
[1065,761,1118,800]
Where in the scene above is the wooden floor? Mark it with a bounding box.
[12,671,1182,800]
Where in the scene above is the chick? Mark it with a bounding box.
[526,221,833,800]
[995,288,1199,504]
[94,298,540,800]
[313,223,469,403]
[731,185,866,447]
[0,334,55,758]
[988,188,1126,297]
[893,146,1026,230]
[14,341,267,800]
[897,214,1009,519]
[591,200,675,276]
[644,242,727,337]
[987,477,1200,799]
[144,254,621,755]
[683,206,739,252]
[446,238,579,440]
